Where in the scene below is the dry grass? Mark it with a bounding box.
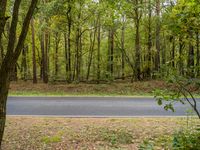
[9,80,172,96]
[2,117,197,150]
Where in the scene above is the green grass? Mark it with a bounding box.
[9,90,155,97]
[41,135,61,144]
[98,127,134,146]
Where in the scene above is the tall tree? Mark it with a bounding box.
[0,0,38,146]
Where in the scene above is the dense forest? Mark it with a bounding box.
[0,0,199,83]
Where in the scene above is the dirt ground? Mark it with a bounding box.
[2,117,197,150]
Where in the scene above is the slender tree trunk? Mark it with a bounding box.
[97,14,101,83]
[110,28,114,77]
[134,0,141,81]
[31,18,37,83]
[171,36,175,68]
[147,0,152,78]
[121,16,125,80]
[41,32,48,83]
[155,0,161,71]
[187,32,195,77]
[162,32,166,65]
[21,45,28,80]
[75,26,80,82]
[66,4,72,82]
[179,37,184,76]
[54,32,60,77]
[196,31,199,77]
[87,27,97,80]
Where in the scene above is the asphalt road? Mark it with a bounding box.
[7,96,200,117]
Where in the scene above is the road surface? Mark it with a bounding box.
[7,96,200,117]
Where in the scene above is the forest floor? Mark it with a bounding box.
[9,80,199,96]
[2,117,199,150]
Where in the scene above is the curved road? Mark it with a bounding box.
[7,96,200,117]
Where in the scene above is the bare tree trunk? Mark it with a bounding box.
[31,18,37,83]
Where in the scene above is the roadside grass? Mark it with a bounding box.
[9,80,200,97]
[41,135,62,144]
[3,117,199,150]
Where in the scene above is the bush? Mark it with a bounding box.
[172,129,200,150]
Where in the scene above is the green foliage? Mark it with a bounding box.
[172,128,200,150]
[139,140,154,150]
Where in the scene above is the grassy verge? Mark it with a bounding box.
[9,80,200,97]
[3,117,199,150]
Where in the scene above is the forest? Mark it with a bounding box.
[1,0,199,84]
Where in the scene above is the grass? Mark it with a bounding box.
[41,135,61,144]
[9,80,199,97]
[2,117,199,150]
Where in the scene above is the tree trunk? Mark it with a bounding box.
[187,32,195,77]
[54,32,60,77]
[0,0,8,51]
[147,0,152,78]
[196,31,199,77]
[87,26,97,80]
[66,1,72,82]
[0,0,38,147]
[21,45,28,80]
[155,0,161,71]
[134,0,141,81]
[0,68,10,149]
[171,36,175,68]
[31,18,37,83]
[97,14,101,83]
[121,15,125,80]
[179,37,184,76]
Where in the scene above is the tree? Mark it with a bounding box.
[0,0,38,147]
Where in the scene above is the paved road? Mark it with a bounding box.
[7,96,200,117]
